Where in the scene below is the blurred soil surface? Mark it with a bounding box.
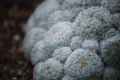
[0,0,43,80]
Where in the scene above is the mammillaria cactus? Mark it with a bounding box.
[33,58,63,80]
[23,0,120,80]
[75,6,111,40]
[52,47,72,63]
[64,49,103,80]
[82,39,99,53]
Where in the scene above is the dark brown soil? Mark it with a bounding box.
[0,0,43,80]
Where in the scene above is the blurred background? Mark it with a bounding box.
[0,0,43,80]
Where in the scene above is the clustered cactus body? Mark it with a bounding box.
[23,0,120,80]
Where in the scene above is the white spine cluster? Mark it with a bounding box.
[23,0,120,80]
